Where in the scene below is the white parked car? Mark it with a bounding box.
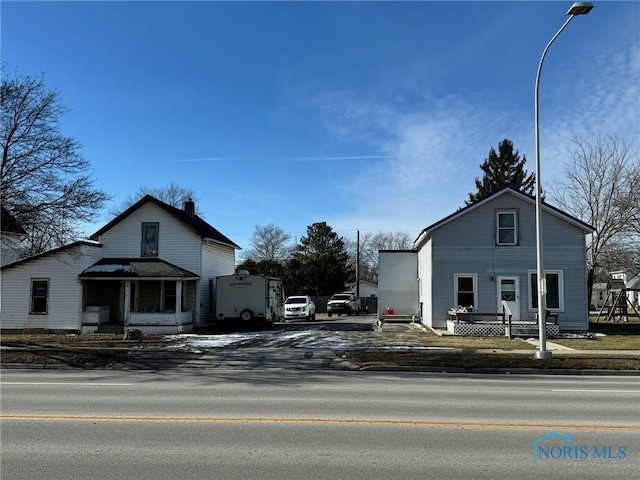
[284,295,316,321]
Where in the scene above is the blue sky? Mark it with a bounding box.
[2,1,639,252]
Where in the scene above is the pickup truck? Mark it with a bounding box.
[326,292,361,317]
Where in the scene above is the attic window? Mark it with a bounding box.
[496,211,518,246]
[141,222,159,257]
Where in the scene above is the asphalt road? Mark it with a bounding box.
[2,368,638,480]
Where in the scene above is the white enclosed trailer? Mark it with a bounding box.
[214,273,285,327]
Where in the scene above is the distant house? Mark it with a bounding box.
[345,280,378,298]
[1,205,27,266]
[346,280,378,313]
[590,282,608,310]
[610,270,640,308]
[378,187,594,332]
[0,196,239,334]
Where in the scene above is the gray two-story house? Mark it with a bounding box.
[378,187,594,333]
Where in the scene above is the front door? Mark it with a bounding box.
[497,276,519,320]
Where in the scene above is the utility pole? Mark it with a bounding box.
[356,230,360,299]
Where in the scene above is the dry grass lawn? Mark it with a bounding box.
[551,321,640,350]
[1,320,638,370]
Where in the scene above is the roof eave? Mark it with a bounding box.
[79,275,200,281]
[203,236,241,250]
[0,241,102,270]
[413,187,595,242]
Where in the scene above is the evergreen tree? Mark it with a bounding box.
[466,139,535,204]
[236,258,284,278]
[292,222,353,296]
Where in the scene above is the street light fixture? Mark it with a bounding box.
[534,2,593,360]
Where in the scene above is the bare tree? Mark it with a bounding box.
[108,182,198,217]
[241,224,293,263]
[549,132,640,298]
[1,70,110,258]
[354,231,413,284]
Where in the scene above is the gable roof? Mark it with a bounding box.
[1,205,27,234]
[414,186,595,247]
[1,240,102,270]
[90,195,240,249]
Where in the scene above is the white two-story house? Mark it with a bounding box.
[0,196,239,334]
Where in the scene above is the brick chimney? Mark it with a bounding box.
[183,198,195,219]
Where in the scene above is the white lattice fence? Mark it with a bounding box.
[447,321,560,337]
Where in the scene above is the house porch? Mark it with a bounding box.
[79,258,200,335]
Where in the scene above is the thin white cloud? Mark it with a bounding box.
[540,38,639,182]
[303,90,519,238]
[175,154,388,163]
[303,23,639,241]
[292,155,388,162]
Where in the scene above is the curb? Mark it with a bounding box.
[2,365,638,376]
[358,365,640,376]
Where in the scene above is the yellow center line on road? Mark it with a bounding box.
[1,414,638,431]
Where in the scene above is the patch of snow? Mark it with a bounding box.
[166,333,263,348]
[163,329,459,352]
[260,331,314,347]
[278,332,312,340]
[377,346,458,350]
[295,335,368,349]
[555,332,596,339]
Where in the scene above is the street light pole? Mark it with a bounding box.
[534,2,593,360]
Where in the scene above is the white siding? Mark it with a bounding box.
[417,238,433,326]
[378,251,419,317]
[199,241,235,326]
[346,281,378,298]
[97,203,202,273]
[1,244,103,331]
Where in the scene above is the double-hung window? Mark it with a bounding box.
[454,274,477,309]
[31,279,49,314]
[141,222,159,257]
[496,211,517,246]
[529,270,564,312]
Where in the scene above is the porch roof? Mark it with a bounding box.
[79,258,199,280]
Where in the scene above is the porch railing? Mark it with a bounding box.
[128,310,192,326]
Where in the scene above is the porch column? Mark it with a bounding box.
[175,280,182,326]
[123,281,131,327]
